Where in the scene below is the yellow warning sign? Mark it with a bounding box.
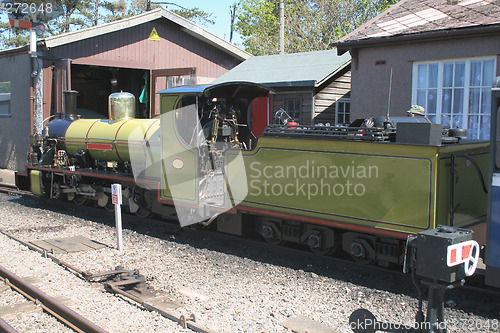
[148,27,160,41]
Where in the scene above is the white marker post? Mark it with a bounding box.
[111,184,123,252]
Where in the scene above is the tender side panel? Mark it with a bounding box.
[231,138,437,234]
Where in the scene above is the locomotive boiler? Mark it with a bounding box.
[23,82,491,277]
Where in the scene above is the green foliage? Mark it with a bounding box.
[0,82,10,93]
[0,0,216,49]
[235,0,280,55]
[173,8,214,27]
[236,0,398,55]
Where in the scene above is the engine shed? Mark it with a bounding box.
[0,7,250,174]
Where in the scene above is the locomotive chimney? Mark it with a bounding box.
[63,90,78,120]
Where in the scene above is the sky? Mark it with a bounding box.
[0,1,244,47]
[168,0,243,45]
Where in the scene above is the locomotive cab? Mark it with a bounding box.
[159,82,273,151]
[157,82,274,226]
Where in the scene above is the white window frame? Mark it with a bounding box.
[411,56,496,139]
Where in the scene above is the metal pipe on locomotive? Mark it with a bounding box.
[19,81,499,290]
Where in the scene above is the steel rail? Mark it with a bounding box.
[0,316,18,333]
[105,283,216,333]
[2,188,499,299]
[0,265,107,333]
[0,229,216,332]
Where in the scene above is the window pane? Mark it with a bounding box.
[0,81,11,116]
[428,64,438,88]
[442,114,451,128]
[468,115,479,139]
[428,89,437,114]
[470,61,482,86]
[469,88,480,114]
[454,62,465,87]
[483,59,494,86]
[481,115,490,140]
[428,115,437,123]
[442,89,452,114]
[481,88,491,114]
[453,89,464,114]
[418,64,427,89]
[345,103,350,123]
[452,115,463,129]
[417,90,426,108]
[443,63,453,87]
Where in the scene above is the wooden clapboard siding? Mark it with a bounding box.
[313,69,351,124]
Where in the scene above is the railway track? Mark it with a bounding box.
[0,228,215,333]
[2,183,499,299]
[0,264,106,333]
[0,185,498,332]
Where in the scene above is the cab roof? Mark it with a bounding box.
[157,81,273,99]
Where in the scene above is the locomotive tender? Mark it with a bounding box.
[21,82,493,281]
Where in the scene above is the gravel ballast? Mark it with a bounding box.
[0,192,498,333]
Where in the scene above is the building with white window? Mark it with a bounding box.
[336,0,500,140]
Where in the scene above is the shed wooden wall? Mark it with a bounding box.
[47,19,242,84]
[313,69,351,124]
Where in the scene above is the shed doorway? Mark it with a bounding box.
[71,65,149,119]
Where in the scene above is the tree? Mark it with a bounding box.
[0,23,30,48]
[0,0,215,49]
[236,0,398,55]
[229,3,237,43]
[127,1,214,28]
[101,0,128,23]
[47,0,94,34]
[235,0,279,56]
[172,8,214,27]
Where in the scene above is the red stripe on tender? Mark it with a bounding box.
[87,143,112,150]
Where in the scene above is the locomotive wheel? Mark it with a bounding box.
[72,195,87,206]
[135,207,152,218]
[305,230,336,256]
[261,224,285,246]
[350,241,375,264]
[310,245,337,256]
[264,237,286,246]
[104,201,115,212]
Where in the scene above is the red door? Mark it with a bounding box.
[250,95,272,137]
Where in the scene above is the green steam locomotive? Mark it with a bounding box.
[23,82,489,268]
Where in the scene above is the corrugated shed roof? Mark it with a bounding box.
[40,7,250,61]
[337,0,500,46]
[212,49,351,88]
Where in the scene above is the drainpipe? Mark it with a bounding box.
[30,26,43,135]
